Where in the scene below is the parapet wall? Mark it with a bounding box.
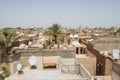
[81,40,113,75]
[75,61,91,79]
[21,49,76,58]
[112,62,120,80]
[112,62,120,76]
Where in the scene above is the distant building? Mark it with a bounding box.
[78,26,91,40]
[92,38,120,51]
[66,28,76,34]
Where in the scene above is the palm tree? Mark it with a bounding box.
[0,28,23,62]
[48,24,63,44]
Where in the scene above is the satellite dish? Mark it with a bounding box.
[64,47,67,50]
[74,34,78,38]
[39,36,41,38]
[17,63,22,71]
[69,34,74,39]
[28,41,32,46]
[39,32,42,36]
[29,55,37,65]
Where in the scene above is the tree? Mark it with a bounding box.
[48,24,63,44]
[0,28,23,62]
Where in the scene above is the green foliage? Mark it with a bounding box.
[0,64,10,77]
[2,66,10,77]
[48,24,62,36]
[47,24,63,44]
[0,29,23,62]
[0,28,23,48]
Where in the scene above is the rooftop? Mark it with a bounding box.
[5,67,82,80]
[5,57,89,80]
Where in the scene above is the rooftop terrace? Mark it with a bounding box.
[5,67,83,80]
[5,57,90,80]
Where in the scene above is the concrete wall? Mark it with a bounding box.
[7,52,21,63]
[8,57,39,74]
[83,42,113,76]
[8,58,30,74]
[78,63,91,79]
[7,49,75,75]
[112,71,120,80]
[8,57,35,74]
[21,49,76,58]
[92,38,120,51]
[76,57,96,76]
[112,62,120,80]
[75,60,91,79]
[9,61,18,74]
[105,58,112,75]
[94,43,120,51]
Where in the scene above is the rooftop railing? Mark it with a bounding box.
[59,61,90,80]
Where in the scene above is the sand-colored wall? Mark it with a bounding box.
[105,58,112,75]
[112,62,120,80]
[76,57,96,76]
[112,71,120,80]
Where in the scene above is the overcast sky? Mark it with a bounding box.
[0,0,120,28]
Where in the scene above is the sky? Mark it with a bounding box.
[0,0,120,28]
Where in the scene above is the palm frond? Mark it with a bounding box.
[0,29,23,47]
[0,38,5,47]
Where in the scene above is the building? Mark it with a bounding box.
[81,40,113,76]
[92,38,120,51]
